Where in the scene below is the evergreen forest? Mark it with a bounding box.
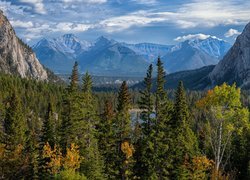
[0,58,249,180]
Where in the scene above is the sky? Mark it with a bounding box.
[0,0,249,45]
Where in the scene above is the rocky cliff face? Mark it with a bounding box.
[0,11,48,81]
[209,22,250,88]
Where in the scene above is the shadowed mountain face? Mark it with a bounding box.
[0,11,49,81]
[209,22,250,89]
[77,37,150,77]
[32,34,91,74]
[122,42,173,63]
[34,36,150,76]
[33,34,231,76]
[162,37,231,73]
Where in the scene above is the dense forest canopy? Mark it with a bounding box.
[0,59,249,180]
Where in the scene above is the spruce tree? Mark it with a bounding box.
[41,102,56,147]
[4,92,27,146]
[2,92,28,178]
[69,61,79,93]
[153,57,173,179]
[78,72,105,179]
[139,64,154,135]
[98,99,116,179]
[116,81,131,140]
[39,102,57,178]
[172,81,198,178]
[135,64,155,178]
[25,113,40,179]
[60,62,80,151]
[173,81,189,128]
[115,81,134,179]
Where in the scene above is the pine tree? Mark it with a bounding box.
[39,102,57,178]
[82,72,92,93]
[153,57,173,179]
[41,102,56,148]
[135,64,155,178]
[4,92,27,146]
[172,81,199,178]
[139,64,154,135]
[78,72,105,179]
[69,61,79,93]
[98,99,116,178]
[60,62,80,151]
[25,113,40,179]
[173,81,189,128]
[2,92,28,178]
[116,81,132,142]
[114,81,133,179]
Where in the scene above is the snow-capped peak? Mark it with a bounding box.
[174,33,223,42]
[33,34,92,56]
[171,35,231,59]
[95,36,116,45]
[188,37,231,58]
[56,34,91,52]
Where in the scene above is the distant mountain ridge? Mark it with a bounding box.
[162,37,231,73]
[33,33,231,76]
[122,42,173,62]
[33,34,92,73]
[77,37,150,77]
[134,21,250,90]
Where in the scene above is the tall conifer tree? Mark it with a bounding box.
[135,64,155,178]
[41,102,56,147]
[115,81,133,179]
[172,81,198,178]
[78,72,105,179]
[39,102,57,178]
[153,57,173,179]
[60,62,80,151]
[69,61,79,93]
[139,64,154,135]
[98,99,116,178]
[4,92,27,146]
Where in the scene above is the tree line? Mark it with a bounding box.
[0,58,249,179]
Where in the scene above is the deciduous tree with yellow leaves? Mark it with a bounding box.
[196,83,249,176]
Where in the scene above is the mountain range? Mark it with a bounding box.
[134,21,250,90]
[33,33,231,76]
[1,9,250,91]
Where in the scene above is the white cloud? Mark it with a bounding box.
[98,0,250,33]
[5,0,249,42]
[174,33,221,42]
[0,1,26,15]
[10,20,34,28]
[131,0,158,5]
[54,22,93,32]
[100,11,166,32]
[23,22,93,41]
[224,28,241,37]
[173,0,250,28]
[62,0,107,4]
[20,0,46,14]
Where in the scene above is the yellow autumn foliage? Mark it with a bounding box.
[121,141,134,160]
[63,143,81,171]
[181,156,213,180]
[42,142,62,175]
